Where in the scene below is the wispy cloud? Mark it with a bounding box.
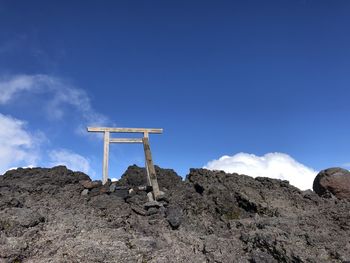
[0,113,42,174]
[0,74,109,128]
[204,152,318,190]
[0,74,109,175]
[49,149,92,174]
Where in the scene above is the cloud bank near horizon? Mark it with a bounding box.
[204,152,318,190]
[49,149,91,174]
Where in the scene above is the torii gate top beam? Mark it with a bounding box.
[87,127,163,134]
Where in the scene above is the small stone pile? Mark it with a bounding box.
[79,178,175,219]
[78,165,180,223]
[79,179,130,198]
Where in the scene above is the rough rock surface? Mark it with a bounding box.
[313,167,350,200]
[0,165,350,263]
[117,164,182,190]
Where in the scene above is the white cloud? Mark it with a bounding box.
[0,74,107,176]
[0,113,94,175]
[204,152,317,190]
[0,74,109,128]
[0,113,41,174]
[49,149,91,174]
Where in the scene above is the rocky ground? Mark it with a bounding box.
[0,165,350,263]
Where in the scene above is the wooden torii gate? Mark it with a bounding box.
[87,127,163,199]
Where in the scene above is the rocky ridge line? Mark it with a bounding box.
[0,165,349,262]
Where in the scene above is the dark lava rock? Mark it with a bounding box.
[0,165,349,262]
[2,165,89,190]
[117,164,182,190]
[117,165,147,187]
[166,206,183,229]
[80,179,102,189]
[313,167,350,199]
[144,201,162,209]
[111,188,129,199]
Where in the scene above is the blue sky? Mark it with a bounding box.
[0,0,349,189]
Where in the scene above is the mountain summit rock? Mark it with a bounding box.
[0,165,349,262]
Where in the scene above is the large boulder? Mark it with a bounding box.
[313,167,350,199]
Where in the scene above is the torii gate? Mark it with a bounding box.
[87,127,163,199]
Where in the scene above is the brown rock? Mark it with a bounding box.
[79,180,102,189]
[99,184,110,194]
[313,167,350,199]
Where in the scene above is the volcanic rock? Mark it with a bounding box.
[79,179,102,189]
[166,206,183,230]
[109,183,117,192]
[144,201,162,209]
[117,164,182,190]
[81,189,89,196]
[0,165,349,262]
[313,167,350,199]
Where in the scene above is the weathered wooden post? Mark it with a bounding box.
[87,127,163,199]
[142,135,160,198]
[103,131,110,185]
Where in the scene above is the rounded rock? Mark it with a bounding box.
[313,167,350,199]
